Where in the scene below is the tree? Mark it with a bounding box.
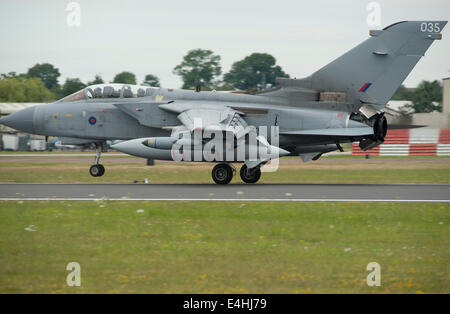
[0,77,54,102]
[58,78,86,98]
[88,75,104,85]
[173,49,221,89]
[27,63,61,90]
[391,85,415,100]
[142,74,161,87]
[113,71,137,85]
[1,72,28,80]
[410,80,442,113]
[224,53,289,91]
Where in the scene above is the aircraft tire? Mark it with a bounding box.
[89,164,105,177]
[98,164,105,176]
[212,163,233,185]
[240,164,261,184]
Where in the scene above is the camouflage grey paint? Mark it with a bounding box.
[0,20,446,160]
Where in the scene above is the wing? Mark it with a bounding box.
[281,127,374,137]
[159,102,287,168]
[158,102,252,140]
[281,127,376,160]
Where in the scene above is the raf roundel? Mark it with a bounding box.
[88,116,97,125]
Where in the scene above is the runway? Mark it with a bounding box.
[0,183,449,202]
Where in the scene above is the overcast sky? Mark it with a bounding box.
[0,0,449,88]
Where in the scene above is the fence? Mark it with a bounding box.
[352,128,450,156]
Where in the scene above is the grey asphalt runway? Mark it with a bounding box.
[0,183,449,202]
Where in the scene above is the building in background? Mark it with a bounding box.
[384,100,414,126]
[0,103,45,151]
[410,77,450,128]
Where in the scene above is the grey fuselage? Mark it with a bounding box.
[26,86,362,153]
[2,20,447,158]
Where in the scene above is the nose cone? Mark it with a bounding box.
[0,106,36,133]
[111,139,145,156]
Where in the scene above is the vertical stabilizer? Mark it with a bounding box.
[307,21,447,106]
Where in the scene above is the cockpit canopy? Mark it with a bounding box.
[59,84,158,102]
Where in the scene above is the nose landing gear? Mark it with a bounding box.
[89,164,105,177]
[89,142,106,177]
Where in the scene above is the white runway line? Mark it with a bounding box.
[0,198,449,202]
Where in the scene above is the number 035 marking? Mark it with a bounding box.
[421,22,441,33]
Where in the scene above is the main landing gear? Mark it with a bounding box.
[240,164,261,184]
[211,163,234,184]
[89,143,106,177]
[211,163,261,184]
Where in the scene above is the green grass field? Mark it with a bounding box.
[0,155,448,293]
[0,157,449,184]
[0,201,448,293]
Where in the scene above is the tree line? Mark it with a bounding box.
[0,65,162,103]
[0,49,289,102]
[0,48,444,113]
[391,81,443,113]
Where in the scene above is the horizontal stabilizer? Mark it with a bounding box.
[388,124,426,129]
[281,127,374,137]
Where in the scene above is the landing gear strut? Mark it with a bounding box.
[240,164,261,184]
[89,142,106,177]
[211,163,234,184]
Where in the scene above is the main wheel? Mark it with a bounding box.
[240,164,261,184]
[89,164,105,177]
[211,163,233,184]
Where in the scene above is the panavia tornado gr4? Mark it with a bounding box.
[0,21,446,184]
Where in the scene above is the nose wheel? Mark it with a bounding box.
[89,164,105,177]
[89,142,106,177]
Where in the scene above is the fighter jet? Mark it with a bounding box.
[0,21,446,184]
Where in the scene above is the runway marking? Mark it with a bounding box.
[1,198,449,202]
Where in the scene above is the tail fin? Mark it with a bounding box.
[308,21,447,106]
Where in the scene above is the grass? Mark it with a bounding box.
[0,201,448,293]
[0,155,448,293]
[0,157,449,184]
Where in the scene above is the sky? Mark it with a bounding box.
[0,0,449,88]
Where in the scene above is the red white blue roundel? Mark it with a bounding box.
[88,116,97,125]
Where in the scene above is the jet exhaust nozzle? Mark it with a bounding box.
[372,113,387,141]
[358,114,388,151]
